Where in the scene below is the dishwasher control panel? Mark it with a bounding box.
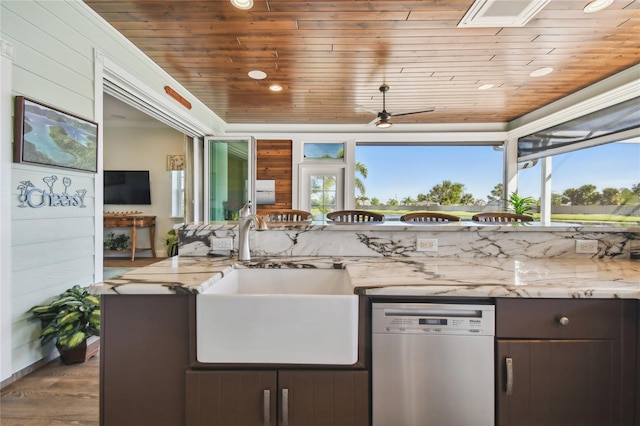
[372,302,495,336]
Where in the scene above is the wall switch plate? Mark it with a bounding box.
[417,238,438,252]
[210,237,233,251]
[575,239,598,254]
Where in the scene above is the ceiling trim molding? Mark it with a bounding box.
[224,122,508,136]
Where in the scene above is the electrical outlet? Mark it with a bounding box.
[210,237,233,251]
[417,238,438,252]
[575,239,598,254]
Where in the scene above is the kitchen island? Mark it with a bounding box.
[95,254,639,426]
[95,221,639,426]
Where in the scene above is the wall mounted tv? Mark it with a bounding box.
[104,170,151,205]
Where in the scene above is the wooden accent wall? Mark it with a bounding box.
[256,140,292,215]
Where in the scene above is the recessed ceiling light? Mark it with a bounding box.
[529,67,554,77]
[479,84,494,90]
[248,70,267,80]
[269,84,283,92]
[584,0,613,13]
[230,0,253,10]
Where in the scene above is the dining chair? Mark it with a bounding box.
[265,209,313,222]
[326,210,385,223]
[471,212,534,223]
[400,212,461,223]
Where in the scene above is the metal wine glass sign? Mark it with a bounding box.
[17,175,88,208]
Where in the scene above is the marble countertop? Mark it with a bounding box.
[95,256,640,299]
[182,220,640,233]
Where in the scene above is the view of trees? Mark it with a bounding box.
[559,184,640,205]
[355,174,640,207]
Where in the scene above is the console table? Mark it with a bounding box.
[104,214,156,261]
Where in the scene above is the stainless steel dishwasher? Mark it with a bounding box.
[372,302,495,426]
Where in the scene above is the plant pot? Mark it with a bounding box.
[56,336,100,364]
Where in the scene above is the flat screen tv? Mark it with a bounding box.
[104,170,151,205]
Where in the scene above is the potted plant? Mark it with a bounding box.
[29,285,100,364]
[104,231,130,251]
[164,229,179,257]
[505,192,536,215]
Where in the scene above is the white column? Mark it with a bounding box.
[0,38,15,382]
[540,156,552,224]
[94,49,105,282]
[503,137,519,206]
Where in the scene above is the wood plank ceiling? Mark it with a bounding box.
[84,0,640,126]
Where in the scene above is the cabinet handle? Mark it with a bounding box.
[558,316,570,326]
[281,388,289,425]
[263,390,270,426]
[505,357,513,396]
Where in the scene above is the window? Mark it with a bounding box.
[171,170,185,218]
[299,166,345,220]
[354,144,503,218]
[518,140,640,223]
[303,143,344,160]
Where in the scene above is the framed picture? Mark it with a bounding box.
[14,96,98,173]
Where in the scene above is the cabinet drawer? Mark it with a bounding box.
[496,298,622,339]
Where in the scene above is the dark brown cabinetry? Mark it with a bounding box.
[496,298,638,426]
[100,294,191,426]
[185,369,369,426]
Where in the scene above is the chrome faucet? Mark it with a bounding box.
[238,201,268,261]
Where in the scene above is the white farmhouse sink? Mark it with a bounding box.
[196,268,359,365]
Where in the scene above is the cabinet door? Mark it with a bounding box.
[277,370,369,426]
[186,370,277,426]
[497,340,619,426]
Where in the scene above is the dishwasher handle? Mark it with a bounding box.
[384,308,483,318]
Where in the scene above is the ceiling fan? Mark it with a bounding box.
[366,84,435,128]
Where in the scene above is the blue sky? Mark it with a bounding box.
[355,142,640,202]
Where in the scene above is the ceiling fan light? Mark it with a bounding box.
[376,119,392,129]
[230,0,253,10]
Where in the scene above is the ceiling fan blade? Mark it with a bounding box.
[355,104,379,114]
[390,108,435,117]
[366,116,381,126]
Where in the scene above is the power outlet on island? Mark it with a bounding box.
[210,237,233,251]
[417,238,438,252]
[575,239,598,254]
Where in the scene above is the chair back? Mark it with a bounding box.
[400,212,461,223]
[326,210,385,223]
[471,212,534,223]
[266,209,312,222]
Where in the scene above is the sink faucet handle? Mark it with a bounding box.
[254,214,269,230]
[239,201,252,218]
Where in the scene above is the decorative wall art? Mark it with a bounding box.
[17,175,88,209]
[166,154,185,171]
[255,179,276,205]
[14,96,98,173]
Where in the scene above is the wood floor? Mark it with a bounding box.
[0,355,100,425]
[1,258,164,424]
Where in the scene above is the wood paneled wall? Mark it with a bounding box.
[256,140,292,215]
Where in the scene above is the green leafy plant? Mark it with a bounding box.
[164,229,179,257]
[29,285,100,350]
[505,192,536,215]
[104,232,130,251]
